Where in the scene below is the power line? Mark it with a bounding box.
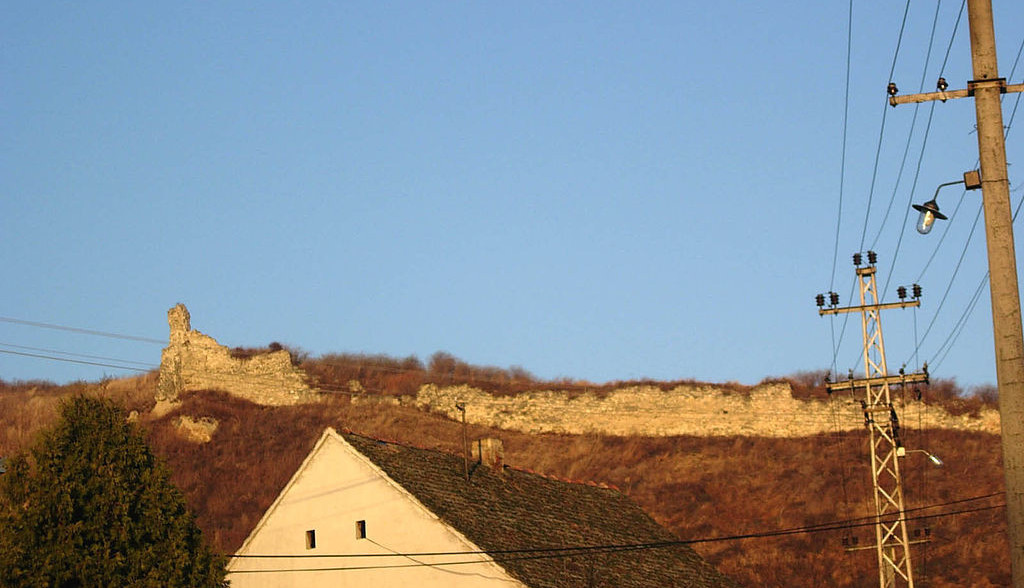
[870,0,945,254]
[227,498,1004,573]
[0,349,153,373]
[834,1,969,378]
[830,0,856,294]
[881,0,966,297]
[0,342,155,368]
[930,274,989,370]
[231,492,1004,561]
[0,317,164,344]
[831,1,918,376]
[910,201,985,358]
[904,50,1024,373]
[927,187,1024,371]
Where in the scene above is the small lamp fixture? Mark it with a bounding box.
[913,199,947,234]
[914,172,982,235]
[896,447,944,466]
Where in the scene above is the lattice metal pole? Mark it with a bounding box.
[857,262,913,588]
[819,252,928,588]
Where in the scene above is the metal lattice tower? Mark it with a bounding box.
[818,252,929,588]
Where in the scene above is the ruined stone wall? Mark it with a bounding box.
[157,304,314,406]
[410,382,999,437]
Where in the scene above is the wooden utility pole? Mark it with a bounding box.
[889,1,1024,584]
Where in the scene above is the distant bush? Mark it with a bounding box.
[302,350,753,398]
[228,342,306,366]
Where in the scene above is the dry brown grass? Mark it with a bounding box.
[0,368,1011,587]
[0,373,158,456]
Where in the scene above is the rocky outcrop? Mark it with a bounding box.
[174,415,219,443]
[157,304,314,406]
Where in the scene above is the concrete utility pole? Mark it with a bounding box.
[889,1,1024,584]
[819,252,929,588]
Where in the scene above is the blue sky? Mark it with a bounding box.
[2,2,1023,390]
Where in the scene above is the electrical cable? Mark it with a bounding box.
[925,185,1024,371]
[226,499,1005,573]
[928,185,1024,371]
[910,32,1020,365]
[0,349,153,373]
[905,56,1024,373]
[0,316,164,344]
[830,0,908,377]
[858,0,913,254]
[0,342,155,368]
[830,0,856,295]
[827,390,856,523]
[870,0,944,253]
[930,274,988,371]
[909,201,984,358]
[881,0,966,296]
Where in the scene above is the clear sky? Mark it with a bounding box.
[2,2,1023,391]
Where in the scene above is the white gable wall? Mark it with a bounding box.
[227,430,525,588]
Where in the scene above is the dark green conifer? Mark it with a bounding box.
[0,396,227,587]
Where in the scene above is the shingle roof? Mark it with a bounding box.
[342,432,737,588]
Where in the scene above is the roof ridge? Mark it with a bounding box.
[339,429,456,456]
[506,464,621,492]
[339,428,622,491]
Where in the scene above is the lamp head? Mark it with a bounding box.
[912,199,948,234]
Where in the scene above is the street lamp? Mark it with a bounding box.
[896,447,944,467]
[912,198,948,235]
[913,171,983,234]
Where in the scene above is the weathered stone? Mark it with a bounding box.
[174,415,219,443]
[413,383,1000,437]
[157,304,315,406]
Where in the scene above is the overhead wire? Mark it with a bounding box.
[0,316,164,344]
[829,0,856,378]
[905,33,1024,372]
[928,180,1024,371]
[0,318,960,432]
[226,495,1005,573]
[0,342,155,368]
[881,0,965,300]
[858,0,913,253]
[831,0,856,294]
[909,201,985,359]
[870,0,945,255]
[0,349,154,373]
[830,0,914,378]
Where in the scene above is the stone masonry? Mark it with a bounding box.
[157,304,314,405]
[411,382,1000,437]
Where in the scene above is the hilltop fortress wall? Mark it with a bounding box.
[157,304,314,405]
[406,383,1000,438]
[154,305,999,436]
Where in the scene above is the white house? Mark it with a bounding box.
[227,428,735,588]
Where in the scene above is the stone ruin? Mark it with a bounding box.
[157,304,315,406]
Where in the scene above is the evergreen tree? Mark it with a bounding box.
[0,396,227,587]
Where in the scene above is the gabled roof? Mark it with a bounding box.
[338,431,736,588]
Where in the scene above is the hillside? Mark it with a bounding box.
[0,369,1010,587]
